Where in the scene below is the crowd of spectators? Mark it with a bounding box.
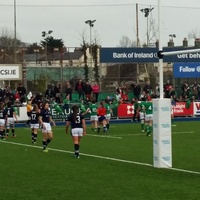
[1,79,200,108]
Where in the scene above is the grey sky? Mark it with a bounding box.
[0,0,200,48]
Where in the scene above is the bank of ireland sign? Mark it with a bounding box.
[173,63,200,78]
[100,47,200,63]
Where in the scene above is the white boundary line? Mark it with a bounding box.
[86,134,122,139]
[116,131,195,137]
[1,140,200,175]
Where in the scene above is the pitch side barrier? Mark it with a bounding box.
[12,101,200,122]
[13,103,118,122]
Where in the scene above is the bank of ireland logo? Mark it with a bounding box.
[196,66,200,72]
[127,105,134,114]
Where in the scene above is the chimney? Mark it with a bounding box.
[168,39,174,47]
[183,38,188,47]
[155,40,159,48]
[194,38,200,47]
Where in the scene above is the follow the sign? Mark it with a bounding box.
[173,62,200,78]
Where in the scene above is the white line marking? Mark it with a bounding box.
[116,133,144,136]
[86,134,122,139]
[1,140,200,175]
[116,131,195,137]
[173,131,195,134]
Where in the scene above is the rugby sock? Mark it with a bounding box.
[33,134,37,142]
[141,124,145,131]
[74,144,79,157]
[43,140,47,150]
[0,130,3,139]
[149,126,152,134]
[6,129,9,136]
[12,129,16,137]
[46,138,52,145]
[106,124,110,130]
[31,132,34,141]
[103,125,107,132]
[3,130,5,138]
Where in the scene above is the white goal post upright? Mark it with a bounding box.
[152,0,172,168]
[153,0,200,168]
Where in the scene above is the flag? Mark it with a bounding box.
[27,91,32,100]
[52,101,63,114]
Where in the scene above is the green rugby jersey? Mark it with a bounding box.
[105,103,111,114]
[89,104,98,116]
[144,101,153,115]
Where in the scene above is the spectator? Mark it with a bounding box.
[121,91,128,101]
[84,81,92,102]
[14,90,20,101]
[92,81,100,102]
[63,94,70,111]
[115,91,121,102]
[151,90,158,99]
[164,80,172,98]
[143,80,152,95]
[54,84,61,103]
[191,81,200,100]
[75,79,84,99]
[45,85,55,100]
[0,88,4,102]
[182,83,191,101]
[168,86,176,99]
[17,83,26,97]
[131,82,141,100]
[65,81,73,101]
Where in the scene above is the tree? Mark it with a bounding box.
[40,36,64,53]
[92,44,100,82]
[26,42,41,54]
[118,35,136,47]
[81,40,89,81]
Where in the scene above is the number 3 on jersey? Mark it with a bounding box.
[76,116,81,123]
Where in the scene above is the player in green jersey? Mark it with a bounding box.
[136,99,146,132]
[105,99,113,131]
[133,98,140,122]
[86,99,98,132]
[144,100,153,136]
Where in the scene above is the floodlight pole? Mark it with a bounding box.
[14,0,17,63]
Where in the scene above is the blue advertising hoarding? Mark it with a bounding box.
[100,47,200,63]
[173,62,200,78]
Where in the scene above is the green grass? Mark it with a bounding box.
[1,121,200,200]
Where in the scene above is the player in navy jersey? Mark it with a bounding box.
[4,101,18,138]
[66,105,86,158]
[0,102,6,140]
[30,104,40,144]
[39,102,56,152]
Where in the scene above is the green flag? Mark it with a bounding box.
[52,101,63,114]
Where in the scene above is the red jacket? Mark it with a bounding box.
[97,107,106,116]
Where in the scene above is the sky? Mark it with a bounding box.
[0,0,200,48]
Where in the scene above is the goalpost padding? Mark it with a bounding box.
[153,99,172,168]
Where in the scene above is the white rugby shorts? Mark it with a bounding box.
[42,122,52,133]
[71,128,83,137]
[30,123,39,129]
[90,115,98,121]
